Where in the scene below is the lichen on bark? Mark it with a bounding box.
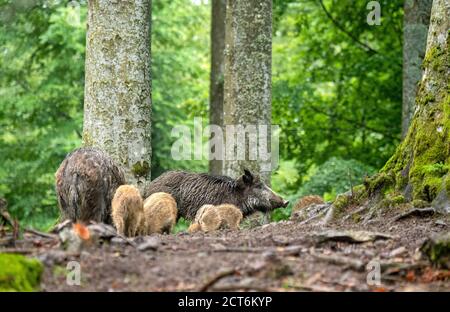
[209,0,227,176]
[223,0,273,182]
[83,0,152,190]
[402,0,433,137]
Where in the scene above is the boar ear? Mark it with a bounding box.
[236,169,254,188]
[243,169,254,185]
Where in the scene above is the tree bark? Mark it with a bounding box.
[209,0,226,176]
[401,0,432,138]
[83,0,152,190]
[375,0,449,212]
[223,0,272,183]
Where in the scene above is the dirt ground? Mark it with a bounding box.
[1,206,449,292]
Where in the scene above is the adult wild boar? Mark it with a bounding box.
[55,147,126,224]
[144,169,289,220]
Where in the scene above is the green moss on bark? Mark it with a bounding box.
[363,172,395,197]
[422,45,446,72]
[332,185,368,215]
[132,161,150,178]
[371,14,449,206]
[337,2,449,214]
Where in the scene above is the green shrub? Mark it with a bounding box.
[298,157,376,200]
[0,254,43,292]
[173,217,190,234]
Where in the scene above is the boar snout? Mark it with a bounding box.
[268,189,289,209]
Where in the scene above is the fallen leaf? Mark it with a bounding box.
[73,223,90,240]
[314,230,393,244]
[406,270,416,282]
[421,267,450,283]
[32,240,43,247]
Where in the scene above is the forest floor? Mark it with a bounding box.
[1,205,449,292]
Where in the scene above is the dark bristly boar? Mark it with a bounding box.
[55,147,126,224]
[144,169,289,220]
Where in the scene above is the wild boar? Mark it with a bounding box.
[292,195,324,213]
[111,185,144,237]
[141,192,178,234]
[144,169,289,220]
[188,203,243,233]
[55,147,126,224]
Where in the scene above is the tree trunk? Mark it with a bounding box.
[374,0,449,212]
[223,0,272,183]
[209,0,226,176]
[83,0,152,190]
[401,0,432,138]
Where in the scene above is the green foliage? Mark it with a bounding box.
[0,1,210,228]
[0,0,404,229]
[271,160,300,194]
[298,157,376,199]
[271,205,292,222]
[151,0,210,177]
[0,2,85,228]
[270,160,301,221]
[173,217,190,234]
[0,254,43,291]
[272,0,403,180]
[270,157,375,221]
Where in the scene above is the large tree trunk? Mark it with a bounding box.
[83,0,152,189]
[374,0,449,212]
[223,0,272,182]
[209,0,226,176]
[401,0,432,138]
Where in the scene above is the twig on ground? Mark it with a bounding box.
[0,237,13,246]
[112,232,138,248]
[343,205,368,221]
[211,284,278,292]
[25,228,58,240]
[212,246,270,253]
[321,205,336,225]
[284,283,336,292]
[309,250,365,272]
[1,207,19,244]
[299,208,329,225]
[199,268,238,292]
[88,221,138,248]
[392,208,436,222]
[0,248,34,255]
[348,169,354,198]
[50,219,72,233]
[211,246,303,257]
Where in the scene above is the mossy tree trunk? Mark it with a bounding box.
[402,0,432,138]
[223,0,272,182]
[83,0,152,190]
[209,0,226,176]
[372,0,449,213]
